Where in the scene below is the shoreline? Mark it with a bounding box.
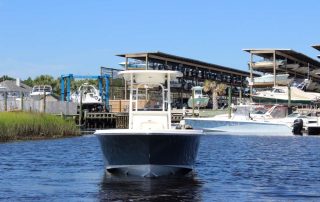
[0,133,84,144]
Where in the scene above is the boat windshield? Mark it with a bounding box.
[233,106,251,117]
[251,107,268,115]
[234,105,287,119]
[268,106,287,118]
[194,90,202,95]
[32,86,52,93]
[43,86,52,92]
[272,88,286,93]
[81,86,96,94]
[134,87,164,111]
[287,112,310,119]
[287,112,300,118]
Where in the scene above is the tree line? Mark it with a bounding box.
[2,74,233,110]
[0,74,123,97]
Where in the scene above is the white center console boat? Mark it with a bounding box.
[95,70,203,177]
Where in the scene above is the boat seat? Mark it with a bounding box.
[131,111,168,130]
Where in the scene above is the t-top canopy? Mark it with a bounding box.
[118,70,183,85]
[191,86,203,90]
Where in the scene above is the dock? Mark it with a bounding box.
[68,111,187,130]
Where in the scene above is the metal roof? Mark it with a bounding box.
[0,80,32,92]
[243,49,320,68]
[312,45,320,58]
[117,51,251,76]
[312,45,320,51]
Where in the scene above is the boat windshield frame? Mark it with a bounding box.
[31,85,52,94]
[119,70,182,129]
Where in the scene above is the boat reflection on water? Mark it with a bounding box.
[98,174,203,201]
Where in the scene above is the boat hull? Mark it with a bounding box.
[96,130,201,177]
[185,118,293,136]
[249,61,284,70]
[250,74,291,87]
[252,96,313,105]
[187,97,209,108]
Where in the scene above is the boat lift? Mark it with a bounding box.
[60,74,110,109]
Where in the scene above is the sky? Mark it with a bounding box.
[0,0,319,80]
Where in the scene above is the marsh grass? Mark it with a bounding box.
[0,112,80,142]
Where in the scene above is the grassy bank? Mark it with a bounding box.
[0,112,80,142]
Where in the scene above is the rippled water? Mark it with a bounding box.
[1,135,320,201]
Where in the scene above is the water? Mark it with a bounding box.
[1,135,320,201]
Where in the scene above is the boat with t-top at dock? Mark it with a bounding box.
[185,104,294,136]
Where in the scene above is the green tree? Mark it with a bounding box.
[203,80,227,110]
[33,75,55,85]
[70,79,98,92]
[111,78,123,87]
[23,77,34,87]
[0,75,14,82]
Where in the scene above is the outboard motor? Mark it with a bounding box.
[292,119,303,135]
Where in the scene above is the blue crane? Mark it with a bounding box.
[60,74,110,109]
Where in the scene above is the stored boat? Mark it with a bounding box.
[187,86,209,108]
[119,61,146,69]
[276,111,318,128]
[247,74,292,86]
[95,70,203,177]
[252,86,320,104]
[310,69,320,76]
[249,60,300,70]
[70,83,102,104]
[292,79,318,92]
[30,85,53,96]
[251,105,320,135]
[249,60,285,70]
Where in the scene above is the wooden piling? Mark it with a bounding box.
[228,86,232,119]
[288,85,291,107]
[79,92,83,126]
[239,86,242,104]
[4,92,7,111]
[42,92,46,113]
[192,88,195,117]
[20,92,24,111]
[84,110,87,128]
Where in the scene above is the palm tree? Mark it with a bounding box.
[203,80,227,110]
